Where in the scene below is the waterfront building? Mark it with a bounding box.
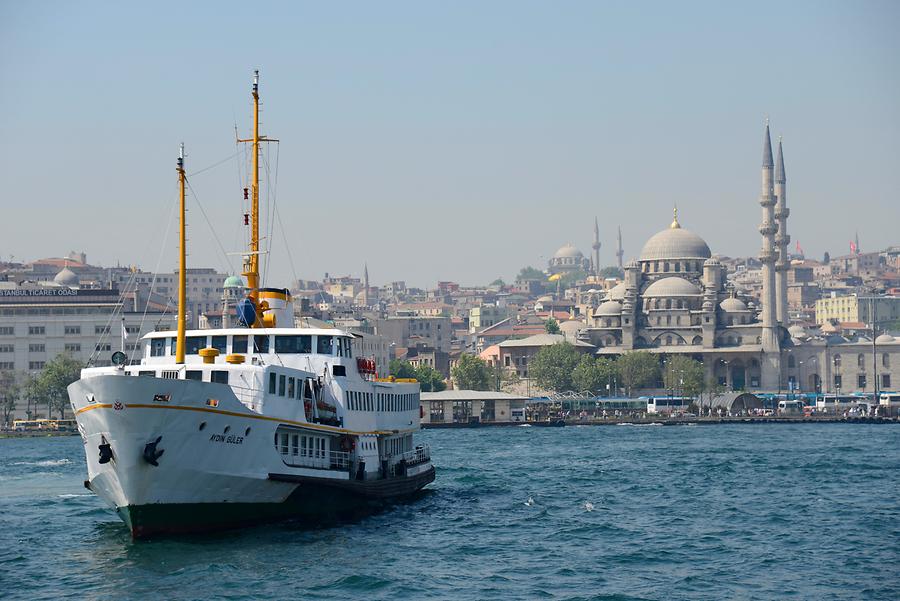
[815,294,900,328]
[498,333,594,379]
[420,390,530,424]
[0,274,175,372]
[375,315,452,354]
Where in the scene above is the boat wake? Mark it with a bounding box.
[13,459,72,467]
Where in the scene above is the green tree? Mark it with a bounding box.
[490,278,505,287]
[414,364,447,392]
[617,351,660,396]
[40,354,83,419]
[544,318,561,335]
[389,359,417,379]
[0,370,19,427]
[530,342,582,392]
[517,266,545,281]
[661,355,705,398]
[21,372,43,419]
[558,269,587,288]
[451,354,492,391]
[599,266,624,279]
[572,355,621,395]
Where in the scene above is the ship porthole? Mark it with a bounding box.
[224,425,231,434]
[244,427,251,437]
[199,421,207,431]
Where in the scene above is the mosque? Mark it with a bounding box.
[554,123,900,394]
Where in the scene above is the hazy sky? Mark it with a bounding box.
[2,1,898,288]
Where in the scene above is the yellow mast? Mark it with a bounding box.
[176,143,187,363]
[237,70,276,325]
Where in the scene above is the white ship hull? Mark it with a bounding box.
[69,373,434,537]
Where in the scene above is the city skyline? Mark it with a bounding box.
[1,1,899,288]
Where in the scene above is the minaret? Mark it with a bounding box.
[592,217,601,277]
[363,263,370,307]
[616,226,624,271]
[758,120,781,388]
[774,137,790,327]
[854,231,860,255]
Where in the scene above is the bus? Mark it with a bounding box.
[879,392,900,416]
[646,396,691,415]
[815,394,859,414]
[777,400,805,415]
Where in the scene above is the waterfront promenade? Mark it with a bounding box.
[423,414,900,428]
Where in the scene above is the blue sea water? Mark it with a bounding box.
[1,424,898,601]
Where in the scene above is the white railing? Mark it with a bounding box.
[397,444,431,466]
[281,449,351,471]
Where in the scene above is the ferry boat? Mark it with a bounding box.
[67,72,434,538]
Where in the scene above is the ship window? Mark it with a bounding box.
[287,377,295,398]
[211,336,227,353]
[253,335,270,354]
[316,336,333,355]
[186,336,206,354]
[274,335,312,354]
[291,434,299,456]
[268,372,276,394]
[333,365,346,377]
[279,374,286,396]
[150,338,166,357]
[211,371,228,384]
[185,370,202,381]
[232,336,248,354]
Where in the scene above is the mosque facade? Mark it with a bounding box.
[574,123,900,394]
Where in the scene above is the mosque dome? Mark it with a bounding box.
[223,275,245,288]
[639,212,712,261]
[876,333,896,344]
[53,267,79,287]
[606,283,626,301]
[719,297,748,312]
[594,300,623,316]
[643,276,701,297]
[553,243,584,259]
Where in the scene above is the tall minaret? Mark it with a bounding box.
[592,217,601,277]
[616,226,624,271]
[759,120,781,388]
[774,136,790,327]
[363,263,370,307]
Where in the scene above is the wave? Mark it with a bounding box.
[12,458,72,467]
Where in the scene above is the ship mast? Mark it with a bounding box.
[237,69,276,326]
[176,143,187,363]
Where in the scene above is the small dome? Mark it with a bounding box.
[640,224,712,262]
[625,259,639,269]
[553,243,584,259]
[537,295,553,303]
[720,297,748,312]
[594,300,622,316]
[876,333,896,344]
[223,275,245,288]
[606,283,626,301]
[559,320,584,334]
[704,257,721,267]
[53,267,79,287]
[643,276,701,297]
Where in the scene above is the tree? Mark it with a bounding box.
[40,354,83,419]
[451,354,492,391]
[661,355,705,398]
[0,371,19,427]
[517,266,545,281]
[530,342,582,392]
[544,318,561,335]
[599,266,624,279]
[21,372,43,419]
[490,278,505,287]
[414,364,447,392]
[572,355,619,395]
[557,269,587,288]
[617,351,660,396]
[389,359,417,379]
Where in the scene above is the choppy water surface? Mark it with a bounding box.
[1,425,898,600]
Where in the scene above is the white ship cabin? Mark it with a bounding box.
[115,328,422,435]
